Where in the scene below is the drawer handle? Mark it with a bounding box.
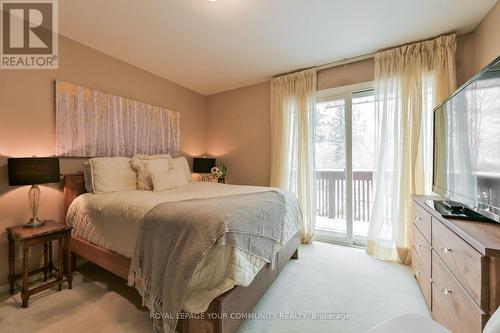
[415,217,422,222]
[442,247,452,253]
[415,244,423,248]
[415,271,420,278]
[442,288,452,295]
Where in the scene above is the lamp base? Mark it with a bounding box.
[25,184,44,227]
[23,218,45,228]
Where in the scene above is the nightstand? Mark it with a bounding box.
[193,173,216,182]
[6,220,73,308]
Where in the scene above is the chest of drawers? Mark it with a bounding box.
[412,196,500,333]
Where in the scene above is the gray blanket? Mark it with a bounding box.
[127,191,287,333]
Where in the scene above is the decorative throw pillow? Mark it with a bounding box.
[133,154,173,165]
[89,157,137,194]
[151,167,188,191]
[131,154,172,190]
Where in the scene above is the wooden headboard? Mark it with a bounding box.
[63,174,86,216]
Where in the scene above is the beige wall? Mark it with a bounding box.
[318,58,374,90]
[0,35,207,287]
[456,2,500,85]
[472,1,500,73]
[205,59,374,186]
[456,32,477,86]
[206,81,271,186]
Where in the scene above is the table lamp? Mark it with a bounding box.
[193,157,216,182]
[7,157,60,227]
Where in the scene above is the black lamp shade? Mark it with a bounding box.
[193,157,216,173]
[8,157,60,186]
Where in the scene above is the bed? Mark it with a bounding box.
[63,174,300,333]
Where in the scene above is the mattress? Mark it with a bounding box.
[66,182,300,313]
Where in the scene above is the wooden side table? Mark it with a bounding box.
[6,220,73,308]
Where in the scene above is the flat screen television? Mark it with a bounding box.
[433,56,500,223]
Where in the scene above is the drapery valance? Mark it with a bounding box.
[55,81,180,157]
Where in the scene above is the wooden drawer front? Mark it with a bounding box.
[432,219,485,308]
[432,284,461,333]
[432,251,486,333]
[412,224,431,275]
[412,248,432,310]
[413,202,432,243]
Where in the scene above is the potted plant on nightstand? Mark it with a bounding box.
[211,164,228,184]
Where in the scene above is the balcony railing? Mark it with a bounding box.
[316,170,373,222]
[477,174,500,210]
[316,171,500,225]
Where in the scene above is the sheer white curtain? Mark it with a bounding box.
[367,35,457,263]
[270,68,317,244]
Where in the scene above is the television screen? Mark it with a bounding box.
[433,56,500,221]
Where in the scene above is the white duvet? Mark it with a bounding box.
[66,182,300,313]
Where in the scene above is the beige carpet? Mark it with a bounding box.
[0,242,429,333]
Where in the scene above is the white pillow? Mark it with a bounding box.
[89,157,137,194]
[131,157,171,190]
[83,162,94,193]
[171,156,192,183]
[151,168,188,191]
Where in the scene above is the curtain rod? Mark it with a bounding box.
[316,52,375,71]
[276,32,457,77]
[273,51,376,78]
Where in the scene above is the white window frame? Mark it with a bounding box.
[314,81,374,247]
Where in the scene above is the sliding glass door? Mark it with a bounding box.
[315,97,351,243]
[314,83,375,246]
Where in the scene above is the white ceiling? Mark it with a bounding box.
[59,0,498,95]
